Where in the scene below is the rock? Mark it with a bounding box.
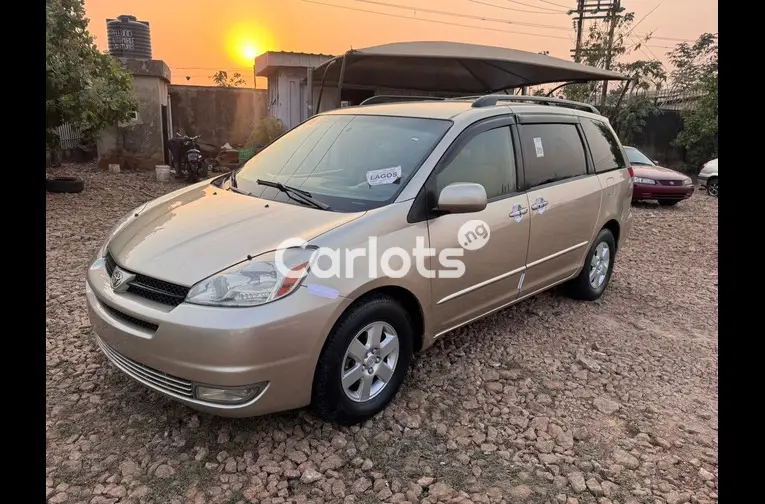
[593,397,621,415]
[119,460,139,477]
[154,464,175,479]
[568,472,587,493]
[612,449,640,469]
[698,467,714,481]
[351,477,371,494]
[556,431,574,450]
[300,468,323,484]
[288,451,308,464]
[402,414,421,429]
[417,477,436,487]
[586,478,603,496]
[577,354,601,372]
[485,382,503,393]
[427,482,453,500]
[332,480,346,498]
[665,491,691,504]
[508,485,533,500]
[320,454,346,471]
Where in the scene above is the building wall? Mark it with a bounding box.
[170,85,267,148]
[97,74,167,171]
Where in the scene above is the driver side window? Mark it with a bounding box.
[436,126,517,199]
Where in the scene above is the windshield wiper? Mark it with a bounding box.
[256,179,331,210]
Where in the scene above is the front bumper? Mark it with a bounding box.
[85,257,350,417]
[632,183,694,201]
[697,174,709,187]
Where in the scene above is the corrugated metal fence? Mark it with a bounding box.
[55,123,81,149]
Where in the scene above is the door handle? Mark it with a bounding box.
[509,206,528,218]
[531,198,548,210]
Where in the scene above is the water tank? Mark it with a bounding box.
[106,15,152,59]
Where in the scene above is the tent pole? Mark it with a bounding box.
[314,59,336,114]
[336,51,349,105]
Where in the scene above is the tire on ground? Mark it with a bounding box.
[567,228,616,301]
[46,177,84,194]
[311,293,414,425]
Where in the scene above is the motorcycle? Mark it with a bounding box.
[168,132,207,183]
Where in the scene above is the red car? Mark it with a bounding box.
[625,146,694,206]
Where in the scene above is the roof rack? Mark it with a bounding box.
[359,95,447,106]
[467,94,600,115]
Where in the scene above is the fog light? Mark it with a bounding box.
[194,382,268,404]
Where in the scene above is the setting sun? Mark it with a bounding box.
[224,22,273,67]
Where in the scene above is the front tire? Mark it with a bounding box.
[706,177,718,197]
[567,228,616,301]
[312,294,413,425]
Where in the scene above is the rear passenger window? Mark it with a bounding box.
[520,124,587,189]
[437,126,517,199]
[580,118,627,173]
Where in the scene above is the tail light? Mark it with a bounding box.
[627,166,634,178]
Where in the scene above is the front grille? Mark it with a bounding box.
[128,275,189,307]
[658,180,685,186]
[105,253,116,276]
[104,252,190,307]
[96,337,194,398]
[101,302,159,332]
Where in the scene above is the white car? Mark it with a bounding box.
[697,158,718,196]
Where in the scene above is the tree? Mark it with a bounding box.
[668,33,718,91]
[211,71,247,87]
[669,34,718,165]
[46,0,138,148]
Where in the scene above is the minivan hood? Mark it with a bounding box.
[632,165,688,181]
[109,183,364,286]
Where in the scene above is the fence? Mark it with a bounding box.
[55,122,81,149]
[623,87,709,112]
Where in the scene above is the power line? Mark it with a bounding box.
[355,1,571,28]
[621,2,661,39]
[536,0,575,8]
[299,0,572,39]
[469,0,566,14]
[467,0,567,14]
[506,0,568,12]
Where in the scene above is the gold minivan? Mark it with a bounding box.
[86,95,634,425]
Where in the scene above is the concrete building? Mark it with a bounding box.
[255,52,334,130]
[97,58,172,170]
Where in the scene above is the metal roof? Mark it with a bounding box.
[313,41,628,94]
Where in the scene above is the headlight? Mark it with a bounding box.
[682,178,692,185]
[96,204,147,258]
[633,177,656,185]
[186,248,316,307]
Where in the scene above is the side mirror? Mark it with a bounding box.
[437,182,487,214]
[653,159,660,165]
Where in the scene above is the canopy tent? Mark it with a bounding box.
[313,41,629,95]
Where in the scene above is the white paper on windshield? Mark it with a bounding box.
[533,137,545,158]
[366,166,402,186]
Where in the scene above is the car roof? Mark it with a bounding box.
[321,99,607,123]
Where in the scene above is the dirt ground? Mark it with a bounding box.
[46,164,718,504]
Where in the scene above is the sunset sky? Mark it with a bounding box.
[83,0,718,88]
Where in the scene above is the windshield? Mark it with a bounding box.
[625,147,654,166]
[235,114,452,212]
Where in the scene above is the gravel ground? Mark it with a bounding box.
[46,163,718,504]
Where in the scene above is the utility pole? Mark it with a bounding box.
[600,0,621,107]
[568,1,625,104]
[573,0,585,63]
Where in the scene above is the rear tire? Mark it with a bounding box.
[659,199,681,206]
[312,294,413,425]
[567,228,616,301]
[706,177,718,197]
